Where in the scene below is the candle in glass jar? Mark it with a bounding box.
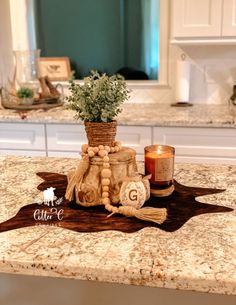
[145,145,175,189]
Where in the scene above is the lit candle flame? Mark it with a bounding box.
[157,147,161,155]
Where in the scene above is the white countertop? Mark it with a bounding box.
[0,103,236,128]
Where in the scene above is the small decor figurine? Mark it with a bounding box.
[65,71,167,224]
[1,75,63,110]
[16,87,34,105]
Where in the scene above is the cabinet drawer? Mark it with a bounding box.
[116,126,152,154]
[153,127,236,158]
[46,124,87,152]
[0,123,45,150]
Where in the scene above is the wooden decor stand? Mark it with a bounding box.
[69,147,138,207]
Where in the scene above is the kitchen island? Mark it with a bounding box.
[0,156,235,296]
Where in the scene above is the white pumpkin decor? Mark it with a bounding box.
[119,175,151,209]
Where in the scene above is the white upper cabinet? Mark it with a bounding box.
[172,0,222,38]
[222,0,236,36]
[171,0,236,43]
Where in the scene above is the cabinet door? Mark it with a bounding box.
[222,0,236,36]
[0,123,45,150]
[172,0,222,38]
[46,124,87,152]
[116,126,152,157]
[153,127,236,164]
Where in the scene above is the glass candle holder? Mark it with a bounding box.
[14,49,41,93]
[145,145,175,197]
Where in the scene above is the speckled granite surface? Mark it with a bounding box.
[0,156,235,295]
[0,104,236,127]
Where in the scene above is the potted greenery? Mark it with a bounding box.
[16,87,34,105]
[66,70,130,147]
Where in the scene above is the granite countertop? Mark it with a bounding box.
[0,156,235,295]
[0,103,236,128]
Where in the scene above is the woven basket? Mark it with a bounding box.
[84,120,117,147]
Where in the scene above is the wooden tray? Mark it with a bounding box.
[0,172,233,234]
[1,97,64,110]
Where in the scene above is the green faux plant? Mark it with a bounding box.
[16,87,34,99]
[66,70,130,122]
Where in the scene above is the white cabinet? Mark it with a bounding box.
[0,123,46,155]
[1,122,235,164]
[171,0,236,43]
[0,123,152,159]
[117,126,152,159]
[46,124,152,160]
[153,126,236,164]
[172,0,222,38]
[46,124,87,155]
[222,0,236,36]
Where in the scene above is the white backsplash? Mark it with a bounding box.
[129,45,236,105]
[128,87,174,104]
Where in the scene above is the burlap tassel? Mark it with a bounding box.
[65,155,89,201]
[105,204,167,225]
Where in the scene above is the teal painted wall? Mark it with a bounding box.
[35,0,124,78]
[35,0,158,79]
[124,0,142,69]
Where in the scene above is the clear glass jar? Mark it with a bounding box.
[14,49,41,92]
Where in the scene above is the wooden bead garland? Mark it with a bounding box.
[81,141,122,205]
[101,169,112,178]
[102,186,109,192]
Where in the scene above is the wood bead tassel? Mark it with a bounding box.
[81,141,121,205]
[106,203,167,225]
